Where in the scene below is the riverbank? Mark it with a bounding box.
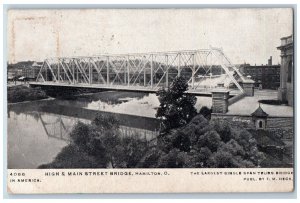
[8,97,55,106]
[8,85,48,103]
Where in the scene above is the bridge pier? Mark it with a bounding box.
[242,79,255,96]
[211,89,230,113]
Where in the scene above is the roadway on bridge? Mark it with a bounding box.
[29,82,241,96]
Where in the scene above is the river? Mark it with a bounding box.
[7,91,212,169]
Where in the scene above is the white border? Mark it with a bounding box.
[1,0,299,201]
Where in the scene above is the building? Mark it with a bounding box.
[277,35,294,106]
[7,61,42,81]
[22,61,42,80]
[239,57,280,90]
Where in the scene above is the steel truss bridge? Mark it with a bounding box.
[33,47,246,95]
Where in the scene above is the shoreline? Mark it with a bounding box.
[7,97,55,106]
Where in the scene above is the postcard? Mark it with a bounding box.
[6,8,294,193]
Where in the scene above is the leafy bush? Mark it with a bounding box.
[69,121,93,148]
[38,144,107,168]
[92,113,120,130]
[8,85,47,103]
[111,136,149,168]
[199,106,212,120]
[211,119,232,143]
[156,149,190,168]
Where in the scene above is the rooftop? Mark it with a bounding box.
[227,90,293,117]
[251,105,269,117]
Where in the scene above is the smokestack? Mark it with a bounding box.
[268,56,272,66]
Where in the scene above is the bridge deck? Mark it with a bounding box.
[29,82,241,96]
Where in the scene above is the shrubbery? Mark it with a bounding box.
[8,85,48,103]
[40,113,265,168]
[138,115,265,168]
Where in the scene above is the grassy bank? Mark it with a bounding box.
[8,85,48,103]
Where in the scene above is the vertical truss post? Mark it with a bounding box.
[106,56,109,85]
[192,54,195,89]
[151,54,153,88]
[60,116,62,139]
[76,60,79,82]
[45,65,48,81]
[88,60,92,84]
[91,61,94,84]
[178,53,181,77]
[127,56,130,86]
[124,59,127,85]
[143,56,146,86]
[57,61,60,83]
[166,55,169,87]
[72,61,75,84]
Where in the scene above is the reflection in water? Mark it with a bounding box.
[39,113,89,142]
[8,112,68,169]
[8,92,161,169]
[39,113,158,142]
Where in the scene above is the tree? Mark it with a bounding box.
[138,114,265,168]
[155,76,197,132]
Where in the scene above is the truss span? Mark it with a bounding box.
[35,47,246,93]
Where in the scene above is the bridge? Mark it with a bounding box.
[32,47,246,96]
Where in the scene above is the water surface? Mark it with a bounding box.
[8,91,211,168]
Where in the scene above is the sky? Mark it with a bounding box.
[7,8,293,65]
